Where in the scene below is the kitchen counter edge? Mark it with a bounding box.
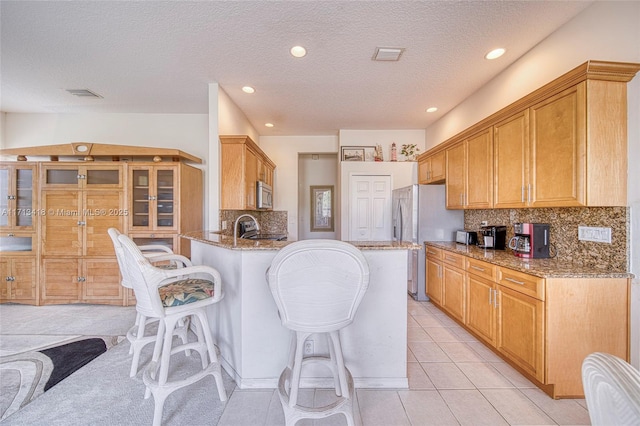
[425,241,634,279]
[182,231,421,251]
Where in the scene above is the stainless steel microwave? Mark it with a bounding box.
[256,181,273,210]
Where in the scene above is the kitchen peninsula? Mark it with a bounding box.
[182,231,420,389]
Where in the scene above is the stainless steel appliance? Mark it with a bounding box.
[477,225,507,250]
[509,223,550,258]
[392,184,464,301]
[237,216,287,241]
[256,181,273,210]
[456,230,477,245]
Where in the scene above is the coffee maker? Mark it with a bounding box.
[477,225,507,250]
[509,223,550,258]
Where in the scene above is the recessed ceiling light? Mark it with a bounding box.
[265,123,274,128]
[242,86,255,94]
[485,48,506,60]
[426,107,438,113]
[290,46,307,58]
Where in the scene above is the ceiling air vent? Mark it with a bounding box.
[65,89,103,98]
[372,47,405,61]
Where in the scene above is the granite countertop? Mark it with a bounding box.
[181,230,421,251]
[425,241,633,279]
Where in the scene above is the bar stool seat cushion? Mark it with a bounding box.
[158,279,214,307]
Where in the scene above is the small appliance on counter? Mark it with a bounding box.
[477,225,507,250]
[509,223,550,258]
[456,230,477,245]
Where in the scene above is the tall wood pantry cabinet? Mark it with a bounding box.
[0,142,203,306]
[0,163,38,304]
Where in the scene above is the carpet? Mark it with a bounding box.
[0,335,236,425]
[0,336,120,421]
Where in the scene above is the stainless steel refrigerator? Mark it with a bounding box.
[392,184,464,301]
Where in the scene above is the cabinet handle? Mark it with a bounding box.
[459,193,463,206]
[77,221,86,226]
[521,186,525,203]
[77,277,86,282]
[528,184,531,203]
[438,265,442,278]
[77,174,86,180]
[8,233,15,237]
[493,289,499,308]
[471,265,485,272]
[7,195,16,200]
[6,276,15,281]
[488,287,493,305]
[148,195,157,201]
[504,277,525,285]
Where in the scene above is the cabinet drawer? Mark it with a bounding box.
[425,245,442,260]
[466,258,496,280]
[442,251,464,269]
[496,267,545,301]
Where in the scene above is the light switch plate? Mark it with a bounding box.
[578,226,611,243]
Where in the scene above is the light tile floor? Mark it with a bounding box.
[218,297,591,425]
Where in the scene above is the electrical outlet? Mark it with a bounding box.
[303,340,314,356]
[221,220,227,230]
[578,226,612,243]
[480,220,488,227]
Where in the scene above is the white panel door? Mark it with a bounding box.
[349,175,392,241]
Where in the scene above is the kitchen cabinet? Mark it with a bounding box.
[418,150,445,184]
[425,246,443,304]
[40,257,122,303]
[0,163,37,231]
[424,243,630,398]
[494,110,529,208]
[220,135,276,211]
[441,251,465,322]
[445,128,493,209]
[464,258,496,345]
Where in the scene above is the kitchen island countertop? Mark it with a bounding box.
[182,230,421,251]
[426,241,634,279]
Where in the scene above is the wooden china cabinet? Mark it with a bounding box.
[0,142,203,306]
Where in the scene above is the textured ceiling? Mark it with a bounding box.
[0,1,593,135]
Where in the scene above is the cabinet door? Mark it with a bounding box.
[426,257,443,305]
[466,129,493,209]
[494,111,529,208]
[418,156,430,184]
[442,264,465,322]
[154,167,178,231]
[84,190,123,257]
[41,258,80,301]
[445,143,465,209]
[530,84,585,207]
[0,164,37,230]
[0,258,9,299]
[465,274,496,345]
[496,285,545,382]
[83,258,122,301]
[430,151,446,183]
[41,191,83,256]
[129,166,178,232]
[245,149,257,210]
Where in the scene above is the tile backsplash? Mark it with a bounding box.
[219,210,288,236]
[464,207,629,271]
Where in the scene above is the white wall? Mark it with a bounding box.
[424,1,640,367]
[217,87,260,143]
[298,154,338,240]
[259,135,339,240]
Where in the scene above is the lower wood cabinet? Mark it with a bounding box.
[0,257,37,303]
[425,243,630,398]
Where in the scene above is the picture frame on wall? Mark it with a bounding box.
[341,147,365,161]
[310,185,334,232]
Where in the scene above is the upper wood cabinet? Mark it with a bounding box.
[220,135,276,210]
[446,128,493,209]
[418,150,445,184]
[422,60,639,209]
[0,163,37,231]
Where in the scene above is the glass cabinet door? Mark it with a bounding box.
[155,169,175,229]
[42,164,121,189]
[132,169,150,227]
[0,165,36,230]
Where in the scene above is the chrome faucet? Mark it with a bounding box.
[233,214,260,246]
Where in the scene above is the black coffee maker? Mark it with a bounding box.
[478,225,507,250]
